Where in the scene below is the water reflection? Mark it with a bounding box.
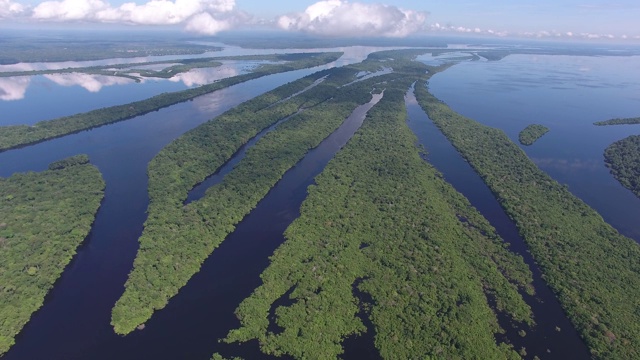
[44,73,133,92]
[0,76,30,101]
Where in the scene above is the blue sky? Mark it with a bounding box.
[2,0,639,41]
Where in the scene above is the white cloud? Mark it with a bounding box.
[277,0,427,37]
[31,0,237,34]
[0,0,27,17]
[33,0,109,20]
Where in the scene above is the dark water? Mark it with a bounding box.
[428,54,640,242]
[405,88,590,359]
[0,60,381,359]
[0,66,333,360]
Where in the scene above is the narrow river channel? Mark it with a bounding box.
[405,86,590,360]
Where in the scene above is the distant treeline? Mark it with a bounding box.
[0,40,219,65]
[0,155,104,355]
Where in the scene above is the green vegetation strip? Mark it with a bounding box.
[0,52,342,152]
[0,40,219,65]
[0,53,319,79]
[0,155,104,355]
[518,124,549,146]
[594,117,640,126]
[225,73,533,359]
[111,59,392,334]
[604,135,640,199]
[415,81,640,359]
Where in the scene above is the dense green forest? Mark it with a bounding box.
[0,155,104,355]
[518,124,549,146]
[111,57,397,334]
[604,135,640,198]
[0,37,219,65]
[224,70,534,359]
[0,52,342,152]
[415,81,640,359]
[594,117,640,126]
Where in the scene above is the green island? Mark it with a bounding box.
[0,58,224,81]
[0,155,105,355]
[224,65,534,359]
[0,36,219,65]
[604,135,640,198]
[0,52,342,152]
[0,53,324,80]
[415,81,640,359]
[518,124,549,146]
[594,117,640,126]
[111,55,397,334]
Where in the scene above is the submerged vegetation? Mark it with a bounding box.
[594,117,640,126]
[604,135,640,198]
[0,155,104,355]
[225,66,533,359]
[111,57,394,335]
[416,81,640,359]
[518,124,549,146]
[0,52,342,152]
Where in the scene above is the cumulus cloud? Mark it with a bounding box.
[277,0,427,37]
[31,0,237,34]
[0,0,27,17]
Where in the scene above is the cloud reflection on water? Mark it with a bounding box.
[0,76,30,101]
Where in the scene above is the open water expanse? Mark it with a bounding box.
[1,42,639,359]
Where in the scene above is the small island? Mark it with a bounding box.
[518,124,550,146]
[594,117,640,126]
[604,135,640,198]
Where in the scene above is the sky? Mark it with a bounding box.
[1,0,639,41]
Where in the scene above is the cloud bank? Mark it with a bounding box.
[1,0,638,41]
[277,0,428,37]
[0,0,26,17]
[30,0,238,34]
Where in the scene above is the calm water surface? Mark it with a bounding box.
[429,54,640,241]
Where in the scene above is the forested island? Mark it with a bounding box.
[518,124,549,145]
[0,36,219,65]
[0,52,341,152]
[604,135,640,199]
[112,54,412,335]
[225,61,533,359]
[416,82,640,359]
[594,117,640,126]
[0,155,104,355]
